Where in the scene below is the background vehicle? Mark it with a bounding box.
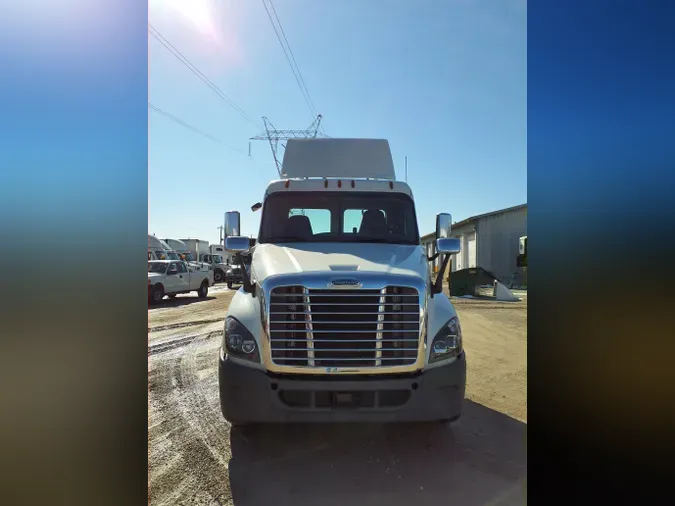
[208,244,233,283]
[225,261,244,289]
[148,234,181,261]
[218,138,464,426]
[182,239,230,283]
[148,260,213,304]
[164,238,212,275]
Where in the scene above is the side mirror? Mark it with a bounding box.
[436,237,461,255]
[226,236,255,295]
[436,213,452,239]
[225,236,250,252]
[224,210,241,237]
[251,202,262,212]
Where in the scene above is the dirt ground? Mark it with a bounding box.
[148,286,527,505]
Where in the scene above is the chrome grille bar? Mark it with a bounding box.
[304,287,314,367]
[269,285,420,368]
[375,288,386,366]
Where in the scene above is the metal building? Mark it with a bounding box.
[421,204,527,283]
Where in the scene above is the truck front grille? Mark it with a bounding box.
[269,285,420,368]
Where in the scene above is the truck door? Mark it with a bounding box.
[174,262,190,291]
[164,262,181,293]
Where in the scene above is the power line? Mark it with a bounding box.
[148,24,261,129]
[268,0,317,116]
[261,0,318,119]
[149,102,248,156]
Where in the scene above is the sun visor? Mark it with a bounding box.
[281,138,396,180]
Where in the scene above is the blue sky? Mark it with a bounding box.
[149,0,526,243]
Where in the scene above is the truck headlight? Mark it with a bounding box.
[429,316,463,363]
[223,317,260,363]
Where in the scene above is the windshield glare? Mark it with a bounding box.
[213,255,223,263]
[148,262,168,274]
[259,191,419,245]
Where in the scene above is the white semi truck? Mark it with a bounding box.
[181,239,229,283]
[218,138,465,426]
[148,234,180,261]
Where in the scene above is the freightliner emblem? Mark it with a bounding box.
[329,278,362,288]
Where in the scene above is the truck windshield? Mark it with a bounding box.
[166,252,180,260]
[181,252,195,262]
[148,262,168,274]
[212,255,223,263]
[259,191,419,245]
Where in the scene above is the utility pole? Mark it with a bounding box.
[217,225,224,245]
[249,115,328,177]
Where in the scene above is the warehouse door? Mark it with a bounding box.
[467,231,477,268]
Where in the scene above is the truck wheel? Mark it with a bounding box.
[198,280,209,298]
[168,294,177,299]
[214,270,223,283]
[227,281,233,289]
[151,285,164,304]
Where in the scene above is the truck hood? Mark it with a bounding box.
[148,272,165,279]
[252,243,428,282]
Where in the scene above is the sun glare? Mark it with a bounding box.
[154,0,217,37]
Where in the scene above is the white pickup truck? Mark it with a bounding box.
[148,260,214,304]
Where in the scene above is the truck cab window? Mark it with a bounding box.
[344,208,388,235]
[259,192,418,245]
[288,208,331,235]
[176,262,187,273]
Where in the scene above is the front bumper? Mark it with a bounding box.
[218,353,466,423]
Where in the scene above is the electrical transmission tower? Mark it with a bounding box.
[249,115,327,177]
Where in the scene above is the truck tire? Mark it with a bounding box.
[198,280,209,298]
[151,285,164,304]
[168,294,177,299]
[227,281,233,289]
[214,269,223,283]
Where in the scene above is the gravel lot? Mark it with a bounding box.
[148,287,527,505]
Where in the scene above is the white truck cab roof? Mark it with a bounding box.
[265,177,413,197]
